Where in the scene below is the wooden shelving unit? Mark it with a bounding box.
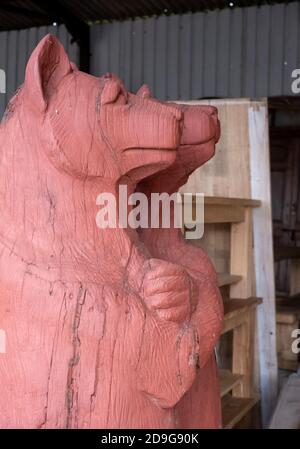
[219,369,243,398]
[185,195,262,428]
[221,395,259,429]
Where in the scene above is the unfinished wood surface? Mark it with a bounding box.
[217,273,243,288]
[232,308,255,397]
[222,297,262,335]
[204,196,261,207]
[222,395,260,429]
[230,208,254,299]
[183,196,260,225]
[193,224,230,275]
[204,204,245,224]
[269,374,300,429]
[219,369,243,398]
[276,310,300,325]
[248,101,278,424]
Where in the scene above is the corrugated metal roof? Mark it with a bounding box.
[0,0,295,31]
[90,2,300,99]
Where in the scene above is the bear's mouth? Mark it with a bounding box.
[123,147,177,152]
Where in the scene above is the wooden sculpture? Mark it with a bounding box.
[0,34,222,429]
[135,86,223,428]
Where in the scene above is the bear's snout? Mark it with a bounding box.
[180,106,220,146]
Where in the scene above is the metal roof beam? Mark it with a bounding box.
[0,4,47,20]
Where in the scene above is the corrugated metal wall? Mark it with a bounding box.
[0,1,299,114]
[0,25,79,119]
[91,2,300,100]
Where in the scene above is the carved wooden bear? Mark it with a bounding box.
[0,35,222,429]
[134,85,223,428]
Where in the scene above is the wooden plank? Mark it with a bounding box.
[182,196,260,224]
[219,369,243,398]
[249,100,278,424]
[232,307,255,397]
[182,195,261,208]
[230,208,254,299]
[276,300,300,324]
[217,273,243,287]
[204,197,261,208]
[277,357,298,372]
[222,298,262,335]
[269,375,300,429]
[222,395,259,429]
[224,297,262,321]
[276,310,299,325]
[204,204,245,224]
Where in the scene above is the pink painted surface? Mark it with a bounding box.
[0,35,222,428]
[135,85,223,428]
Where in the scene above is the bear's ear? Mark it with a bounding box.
[100,79,121,105]
[70,61,79,71]
[136,84,151,99]
[24,34,72,112]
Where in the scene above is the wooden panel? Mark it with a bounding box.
[277,357,298,372]
[232,308,255,397]
[194,223,230,274]
[222,395,259,429]
[276,311,299,325]
[204,204,244,224]
[230,208,254,299]
[219,369,243,398]
[222,298,262,335]
[249,101,278,423]
[218,273,243,288]
[204,197,261,207]
[224,298,262,319]
[183,196,260,224]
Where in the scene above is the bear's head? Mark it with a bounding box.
[20,35,182,185]
[131,85,220,193]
